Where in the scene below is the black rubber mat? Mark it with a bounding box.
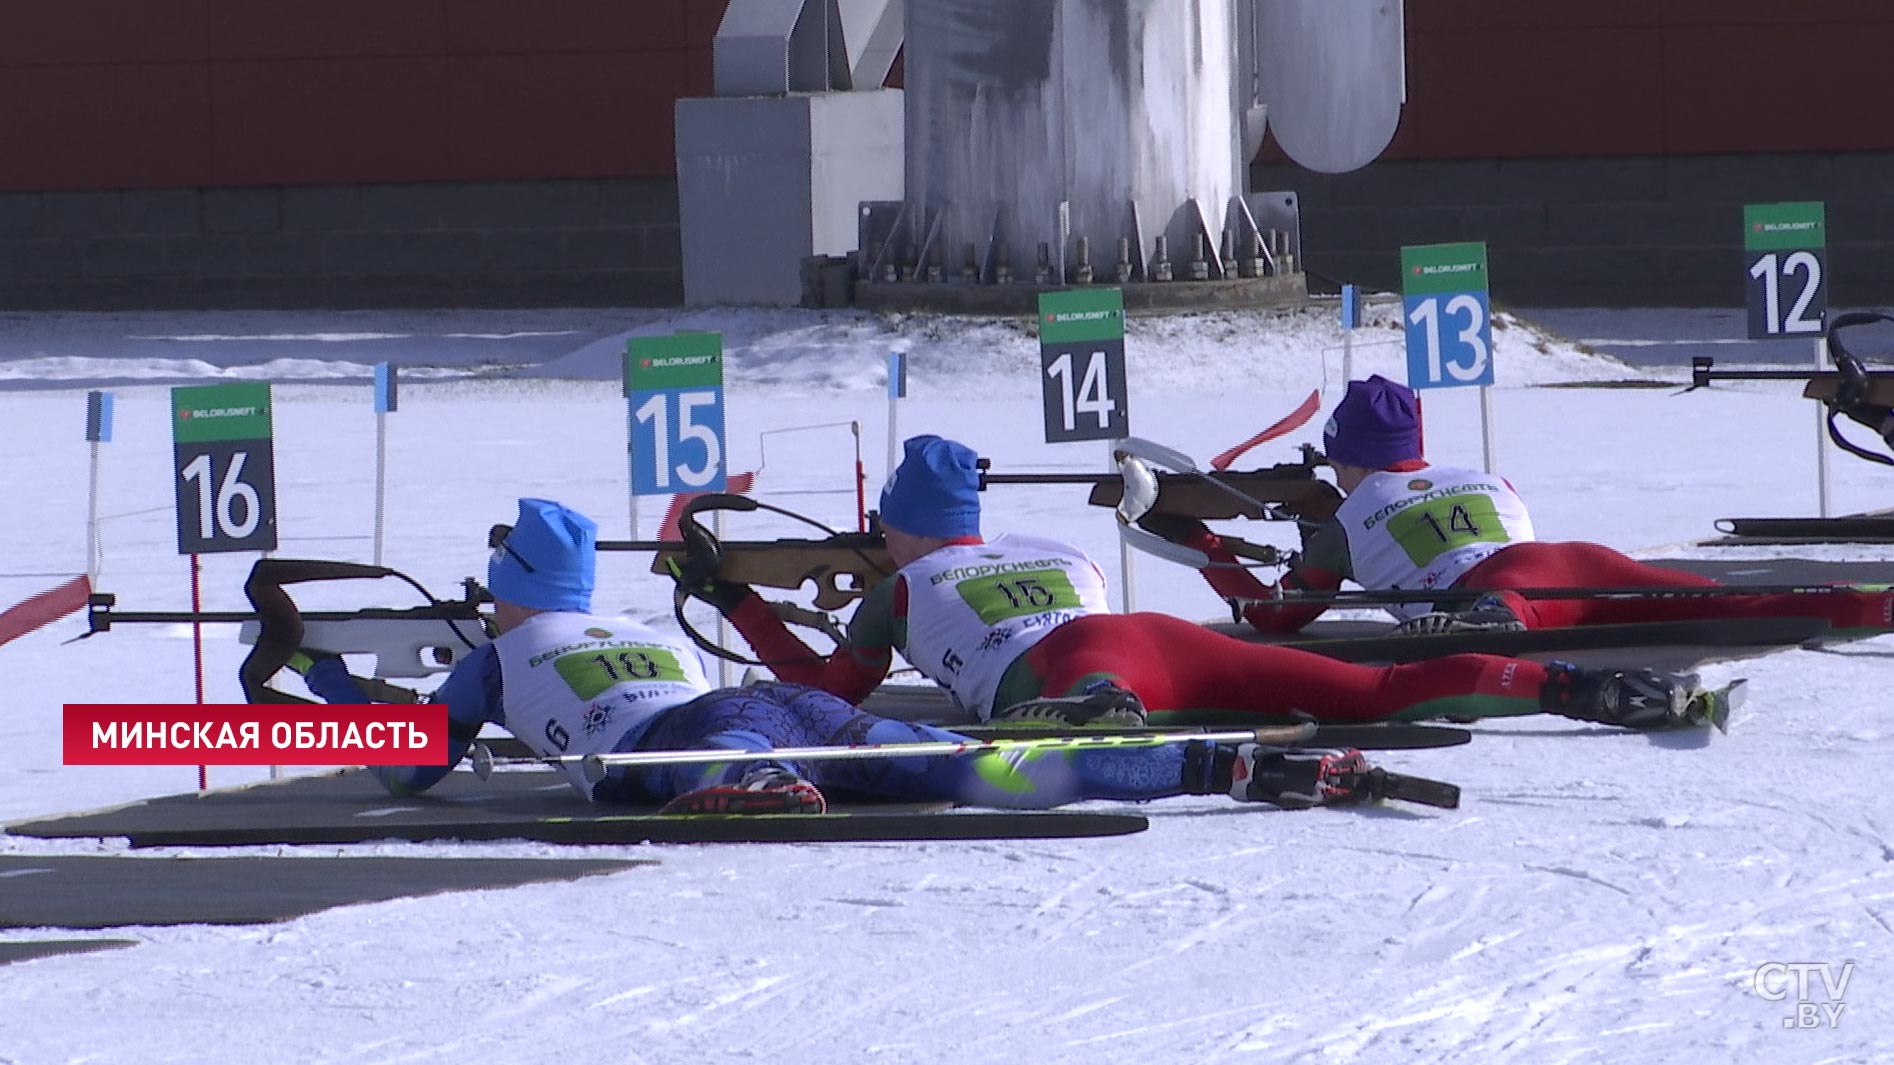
[0,854,647,929]
[0,938,137,964]
[4,768,1145,848]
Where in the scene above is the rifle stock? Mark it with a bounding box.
[612,534,893,611]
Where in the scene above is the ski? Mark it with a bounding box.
[1713,516,1894,542]
[100,809,1152,848]
[1359,768,1461,809]
[1275,615,1830,664]
[954,721,1473,751]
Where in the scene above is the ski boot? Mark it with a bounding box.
[658,763,828,815]
[1183,743,1461,809]
[1393,593,1527,636]
[991,680,1147,728]
[1539,661,1721,730]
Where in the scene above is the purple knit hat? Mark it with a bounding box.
[1324,375,1422,469]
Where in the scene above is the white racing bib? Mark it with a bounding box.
[1333,467,1535,619]
[898,534,1110,719]
[493,613,712,796]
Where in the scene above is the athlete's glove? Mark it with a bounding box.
[666,522,753,612]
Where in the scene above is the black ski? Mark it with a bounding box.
[1277,615,1829,664]
[103,810,1150,848]
[1360,768,1460,809]
[956,721,1473,750]
[1713,516,1894,542]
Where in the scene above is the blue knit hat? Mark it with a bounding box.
[879,435,982,538]
[488,498,597,612]
[1324,375,1422,469]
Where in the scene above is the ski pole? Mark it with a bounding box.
[471,721,1320,784]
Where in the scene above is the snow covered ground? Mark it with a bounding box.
[2,302,1890,1064]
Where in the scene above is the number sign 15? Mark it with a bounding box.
[625,333,727,495]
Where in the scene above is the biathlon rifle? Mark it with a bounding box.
[1689,310,1894,466]
[979,443,1342,525]
[83,559,493,702]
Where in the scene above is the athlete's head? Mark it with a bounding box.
[878,434,982,540]
[1324,375,1422,470]
[487,498,597,615]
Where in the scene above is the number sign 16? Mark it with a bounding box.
[170,382,278,554]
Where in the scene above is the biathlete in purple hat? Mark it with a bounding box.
[678,434,1730,732]
[1143,375,1893,637]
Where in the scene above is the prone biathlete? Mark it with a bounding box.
[294,497,1412,813]
[679,435,1721,732]
[1140,375,1894,637]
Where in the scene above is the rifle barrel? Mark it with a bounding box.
[597,537,882,552]
[981,473,1116,486]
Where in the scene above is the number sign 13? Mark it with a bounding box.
[1401,242,1494,390]
[625,333,727,495]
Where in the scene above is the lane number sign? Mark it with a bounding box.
[625,332,727,495]
[171,381,278,554]
[1744,202,1827,339]
[1402,242,1494,390]
[1037,288,1130,443]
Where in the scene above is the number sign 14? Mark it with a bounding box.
[1037,288,1130,443]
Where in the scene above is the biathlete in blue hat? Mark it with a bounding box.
[679,434,1721,731]
[298,498,1423,812]
[1140,375,1892,637]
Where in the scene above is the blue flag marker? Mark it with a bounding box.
[374,363,398,414]
[1341,284,1360,330]
[887,351,907,399]
[85,390,113,443]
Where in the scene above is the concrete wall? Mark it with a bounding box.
[1252,153,1894,308]
[0,179,685,308]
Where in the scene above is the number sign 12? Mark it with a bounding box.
[1401,242,1494,390]
[625,333,727,495]
[1037,288,1130,443]
[1744,202,1827,339]
[171,381,278,554]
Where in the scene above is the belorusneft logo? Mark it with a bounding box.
[1045,309,1121,324]
[1417,262,1481,276]
[178,406,260,421]
[1755,220,1820,233]
[639,355,718,368]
